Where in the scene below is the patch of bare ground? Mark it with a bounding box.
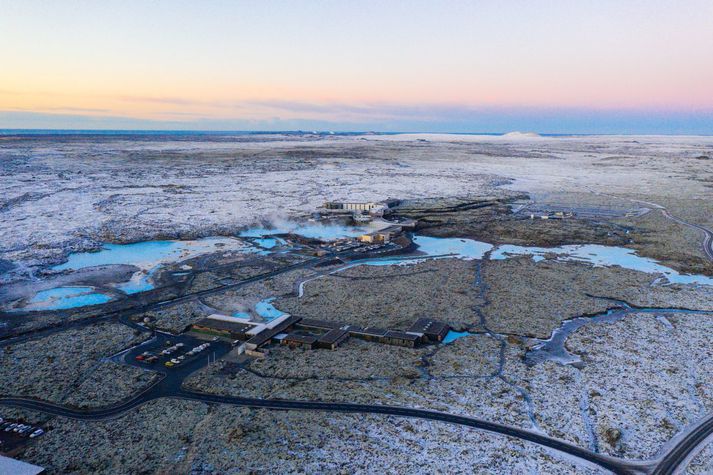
[555,312,712,459]
[19,399,604,474]
[275,259,480,329]
[482,257,713,338]
[620,208,713,276]
[0,322,146,403]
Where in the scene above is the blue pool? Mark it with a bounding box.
[25,287,112,311]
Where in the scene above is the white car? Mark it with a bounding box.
[29,429,44,438]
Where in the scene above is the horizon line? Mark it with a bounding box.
[2,128,713,137]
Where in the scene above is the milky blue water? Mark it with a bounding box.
[52,241,181,270]
[52,237,261,295]
[254,237,285,249]
[345,236,493,268]
[442,331,473,344]
[491,243,713,285]
[26,287,112,310]
[254,297,286,321]
[232,312,251,319]
[413,235,493,259]
[240,223,368,241]
[25,230,713,315]
[116,276,155,294]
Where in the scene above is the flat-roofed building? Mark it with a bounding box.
[316,328,350,350]
[407,318,450,342]
[296,318,343,332]
[191,318,256,340]
[206,313,253,324]
[358,225,403,244]
[383,330,420,348]
[324,201,379,211]
[245,315,302,350]
[349,327,388,342]
[281,333,317,349]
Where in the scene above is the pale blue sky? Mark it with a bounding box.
[1,0,712,133]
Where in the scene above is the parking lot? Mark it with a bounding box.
[0,417,44,454]
[120,332,232,376]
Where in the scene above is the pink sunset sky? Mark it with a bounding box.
[1,0,712,133]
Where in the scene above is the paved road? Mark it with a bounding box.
[0,391,654,475]
[580,191,713,473]
[0,254,327,346]
[660,209,713,262]
[3,226,712,472]
[651,412,713,475]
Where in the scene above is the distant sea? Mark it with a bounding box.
[0,129,382,136]
[0,129,586,137]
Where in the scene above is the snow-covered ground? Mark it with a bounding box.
[1,133,712,279]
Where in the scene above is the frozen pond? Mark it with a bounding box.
[491,243,713,286]
[21,286,112,311]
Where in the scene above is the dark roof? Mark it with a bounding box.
[283,333,317,345]
[384,330,420,341]
[350,327,388,338]
[297,318,343,330]
[246,315,302,347]
[407,318,450,335]
[193,318,255,334]
[318,328,350,345]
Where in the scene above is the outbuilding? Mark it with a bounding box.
[382,330,420,348]
[281,333,317,349]
[316,328,350,350]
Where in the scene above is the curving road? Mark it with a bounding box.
[0,391,654,475]
[3,215,712,473]
[660,209,713,262]
[651,413,713,475]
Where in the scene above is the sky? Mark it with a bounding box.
[1,0,712,134]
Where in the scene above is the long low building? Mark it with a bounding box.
[281,333,318,349]
[191,318,256,340]
[296,318,343,331]
[245,315,302,350]
[407,318,450,342]
[349,326,388,342]
[382,330,420,348]
[296,318,451,348]
[316,328,350,350]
